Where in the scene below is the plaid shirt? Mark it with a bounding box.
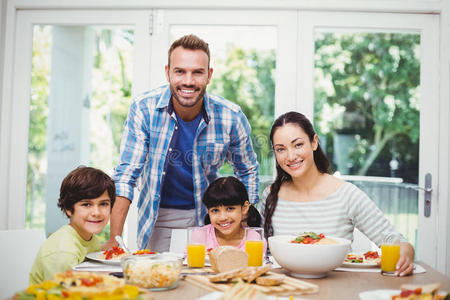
[114,85,259,249]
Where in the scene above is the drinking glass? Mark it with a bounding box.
[187,227,206,268]
[381,243,400,275]
[245,227,264,267]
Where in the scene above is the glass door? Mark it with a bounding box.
[298,11,439,268]
[148,9,297,194]
[6,10,151,248]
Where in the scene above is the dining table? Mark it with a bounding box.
[149,261,450,299]
[11,261,449,299]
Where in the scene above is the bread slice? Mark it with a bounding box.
[255,274,285,286]
[220,281,267,300]
[209,268,246,283]
[209,246,248,273]
[242,264,273,283]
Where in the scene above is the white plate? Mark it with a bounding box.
[342,261,378,268]
[196,291,310,300]
[359,289,400,300]
[85,251,125,265]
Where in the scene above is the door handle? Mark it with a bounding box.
[406,173,432,217]
[423,173,432,217]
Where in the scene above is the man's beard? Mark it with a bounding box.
[170,84,206,108]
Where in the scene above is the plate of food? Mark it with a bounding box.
[342,251,380,267]
[359,283,446,300]
[14,270,153,299]
[87,248,160,265]
[86,247,130,265]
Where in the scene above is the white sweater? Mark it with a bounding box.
[258,182,406,246]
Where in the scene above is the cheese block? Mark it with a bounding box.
[208,246,248,272]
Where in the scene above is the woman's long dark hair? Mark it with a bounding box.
[263,112,330,239]
[203,176,261,227]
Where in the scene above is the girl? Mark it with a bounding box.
[200,176,267,253]
[259,111,414,276]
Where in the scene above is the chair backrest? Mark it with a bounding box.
[351,228,379,253]
[0,229,46,299]
[169,228,187,254]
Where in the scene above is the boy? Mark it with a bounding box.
[29,166,115,284]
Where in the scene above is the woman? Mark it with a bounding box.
[259,111,415,276]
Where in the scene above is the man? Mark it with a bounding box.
[103,34,259,252]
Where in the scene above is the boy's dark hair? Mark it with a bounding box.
[57,166,116,217]
[168,34,210,68]
[202,176,261,227]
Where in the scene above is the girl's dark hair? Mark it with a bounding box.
[58,166,116,217]
[263,111,330,239]
[203,176,261,227]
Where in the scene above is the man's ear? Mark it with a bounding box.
[165,65,170,82]
[206,67,213,84]
[66,209,72,217]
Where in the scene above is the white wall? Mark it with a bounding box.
[0,0,5,125]
[0,0,6,230]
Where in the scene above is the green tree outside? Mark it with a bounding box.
[314,33,420,182]
[209,46,276,181]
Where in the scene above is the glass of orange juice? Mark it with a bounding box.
[245,227,264,267]
[381,243,400,275]
[187,227,206,268]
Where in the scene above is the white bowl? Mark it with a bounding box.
[268,235,351,278]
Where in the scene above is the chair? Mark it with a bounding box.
[169,229,187,254]
[0,229,46,299]
[351,228,378,253]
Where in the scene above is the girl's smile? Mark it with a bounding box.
[208,203,249,241]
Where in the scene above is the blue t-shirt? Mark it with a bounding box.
[160,112,202,209]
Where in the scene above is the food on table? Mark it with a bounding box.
[345,253,364,263]
[102,246,129,260]
[208,245,249,272]
[255,274,286,286]
[242,264,273,283]
[219,281,267,300]
[364,250,381,264]
[14,270,152,299]
[209,264,274,284]
[133,249,157,255]
[440,292,450,300]
[122,253,181,290]
[391,283,441,299]
[316,237,339,245]
[209,268,248,283]
[290,232,338,245]
[344,250,381,264]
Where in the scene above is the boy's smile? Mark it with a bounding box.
[67,190,111,241]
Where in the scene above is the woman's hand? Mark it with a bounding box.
[395,242,415,276]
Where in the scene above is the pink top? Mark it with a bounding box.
[189,224,267,255]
